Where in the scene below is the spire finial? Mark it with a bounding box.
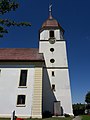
[49,4,52,16]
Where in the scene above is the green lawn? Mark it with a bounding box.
[26,117,73,120]
[81,115,90,120]
[0,119,10,120]
[0,117,73,120]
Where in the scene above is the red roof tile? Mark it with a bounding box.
[42,16,60,28]
[40,15,64,32]
[0,48,44,61]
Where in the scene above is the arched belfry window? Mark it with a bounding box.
[50,31,54,38]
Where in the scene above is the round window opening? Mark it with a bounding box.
[50,48,54,52]
[50,59,55,63]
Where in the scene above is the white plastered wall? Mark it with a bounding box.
[39,41,68,67]
[0,65,35,118]
[39,29,73,115]
[40,29,61,40]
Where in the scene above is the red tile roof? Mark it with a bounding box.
[40,15,64,33]
[42,16,60,28]
[0,48,44,61]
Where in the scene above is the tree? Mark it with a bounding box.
[85,91,90,104]
[85,91,90,114]
[73,103,85,116]
[0,0,31,37]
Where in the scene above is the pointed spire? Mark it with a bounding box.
[49,3,53,19]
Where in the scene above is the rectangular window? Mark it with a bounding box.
[50,31,54,38]
[17,95,26,105]
[52,84,55,91]
[52,71,55,76]
[19,70,27,86]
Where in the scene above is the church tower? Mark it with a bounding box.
[39,6,73,116]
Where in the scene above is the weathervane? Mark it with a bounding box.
[49,0,52,17]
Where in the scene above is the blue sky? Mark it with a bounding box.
[0,0,90,104]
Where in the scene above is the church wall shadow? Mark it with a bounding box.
[42,67,63,117]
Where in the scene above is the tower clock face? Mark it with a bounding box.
[49,38,56,44]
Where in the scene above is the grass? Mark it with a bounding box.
[81,115,90,120]
[0,119,10,120]
[44,117,72,120]
[0,117,73,120]
[26,117,73,120]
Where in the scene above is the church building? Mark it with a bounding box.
[0,6,73,118]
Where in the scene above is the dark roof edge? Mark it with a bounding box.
[0,60,45,62]
[39,26,65,33]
